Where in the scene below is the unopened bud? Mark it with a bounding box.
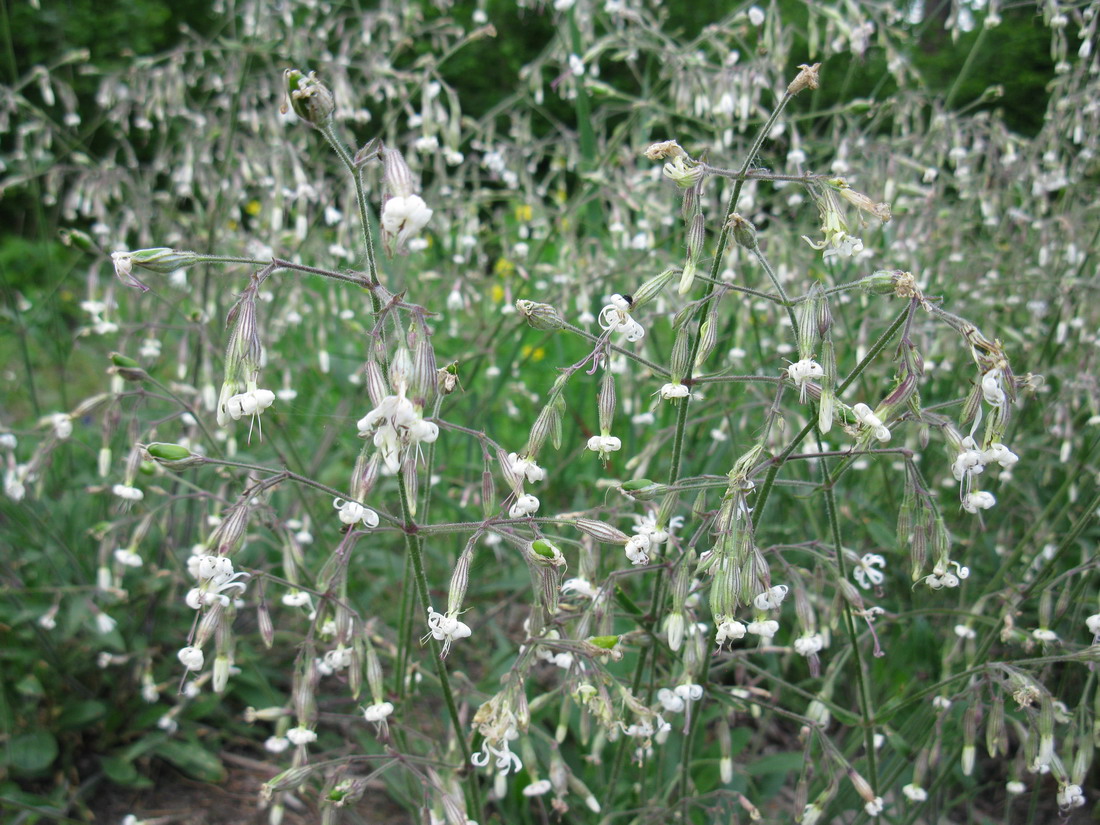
[573,518,630,544]
[126,247,201,274]
[598,369,616,434]
[695,304,718,370]
[145,442,203,468]
[632,268,676,310]
[729,214,758,250]
[515,300,565,331]
[670,324,693,383]
[282,69,335,127]
[262,765,315,800]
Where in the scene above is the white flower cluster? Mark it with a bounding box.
[951,436,1018,515]
[657,683,703,713]
[357,392,438,473]
[598,294,645,342]
[505,451,546,518]
[185,553,249,609]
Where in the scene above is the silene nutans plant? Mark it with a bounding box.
[2,1,1098,823]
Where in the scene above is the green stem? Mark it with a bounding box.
[395,473,481,818]
[820,448,877,793]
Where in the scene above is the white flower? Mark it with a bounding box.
[851,403,890,441]
[624,533,651,565]
[1006,780,1026,795]
[962,491,996,513]
[508,493,540,518]
[286,726,318,746]
[0,433,16,450]
[747,5,765,25]
[793,633,824,656]
[96,612,117,634]
[178,646,204,671]
[357,393,437,473]
[951,438,986,485]
[282,590,312,608]
[112,484,144,501]
[471,728,522,776]
[787,359,823,403]
[902,783,928,802]
[598,294,645,342]
[1031,627,1058,642]
[186,555,249,608]
[587,434,621,458]
[323,646,353,671]
[113,549,143,567]
[381,194,433,252]
[221,388,276,424]
[932,696,952,709]
[523,779,552,797]
[363,702,394,723]
[47,413,73,439]
[657,688,685,713]
[1086,613,1100,638]
[864,797,884,816]
[568,53,585,76]
[426,607,471,657]
[561,577,600,599]
[659,382,690,400]
[333,498,379,527]
[980,368,1006,407]
[264,736,290,753]
[507,452,546,485]
[715,618,746,649]
[954,624,976,639]
[157,715,178,734]
[1057,783,1085,810]
[982,442,1019,470]
[753,584,789,611]
[853,553,886,589]
[747,619,780,638]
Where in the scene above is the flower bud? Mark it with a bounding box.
[729,214,758,250]
[694,303,718,370]
[632,268,676,310]
[282,69,335,127]
[127,247,201,274]
[515,300,565,331]
[598,369,616,435]
[573,518,630,544]
[262,765,315,800]
[670,324,693,384]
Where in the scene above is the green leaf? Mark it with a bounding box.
[154,739,226,783]
[5,730,59,775]
[744,751,803,778]
[100,754,150,788]
[56,700,107,731]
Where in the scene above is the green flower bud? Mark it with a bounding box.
[282,69,335,127]
[515,299,565,331]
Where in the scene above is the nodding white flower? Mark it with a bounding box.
[264,736,290,753]
[222,388,276,422]
[753,584,789,611]
[113,548,143,567]
[921,559,969,590]
[178,646,204,671]
[803,229,864,260]
[954,624,977,639]
[747,5,765,25]
[851,402,890,442]
[0,432,16,450]
[333,498,379,527]
[980,368,1006,407]
[787,359,823,403]
[1031,627,1058,642]
[508,493,540,518]
[598,294,645,342]
[715,618,747,649]
[561,577,600,599]
[864,797,885,816]
[112,484,144,501]
[95,612,117,634]
[425,607,471,657]
[624,533,651,565]
[357,393,437,473]
[659,382,690,400]
[633,511,680,544]
[471,726,522,775]
[1086,613,1100,639]
[853,553,886,590]
[794,633,825,656]
[363,701,394,724]
[323,646,353,671]
[523,779,552,797]
[1006,780,1026,795]
[282,590,313,608]
[902,783,928,802]
[507,452,546,485]
[962,490,996,513]
[381,194,433,253]
[951,437,986,485]
[1057,783,1085,810]
[47,413,73,439]
[657,683,704,713]
[747,619,780,638]
[286,726,318,746]
[587,433,622,458]
[982,442,1019,470]
[186,555,249,608]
